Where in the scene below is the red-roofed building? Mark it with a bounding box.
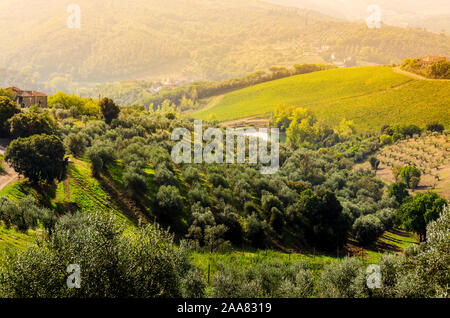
[8,87,47,108]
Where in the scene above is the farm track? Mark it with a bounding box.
[392,67,450,81]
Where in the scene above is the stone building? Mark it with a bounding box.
[8,87,48,108]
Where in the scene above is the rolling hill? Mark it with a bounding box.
[191,66,450,131]
[265,0,450,33]
[1,0,450,92]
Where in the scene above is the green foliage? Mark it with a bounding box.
[289,189,350,250]
[0,212,202,298]
[123,168,148,196]
[193,67,450,131]
[399,166,421,189]
[352,214,384,246]
[48,92,99,117]
[398,191,447,241]
[156,185,184,217]
[5,134,67,185]
[388,182,410,205]
[379,134,393,145]
[0,196,56,233]
[369,156,380,171]
[65,133,87,157]
[426,122,445,133]
[85,140,116,175]
[0,96,20,137]
[99,97,120,125]
[8,111,56,139]
[430,60,450,79]
[316,258,363,298]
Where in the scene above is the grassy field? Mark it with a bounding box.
[0,222,39,255]
[191,228,418,286]
[191,66,450,131]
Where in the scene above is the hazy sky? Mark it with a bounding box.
[264,0,450,19]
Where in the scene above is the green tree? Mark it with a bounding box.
[400,166,421,189]
[0,96,21,137]
[398,192,447,241]
[85,140,117,176]
[65,133,87,157]
[388,182,410,205]
[369,156,380,171]
[430,60,450,79]
[99,97,120,124]
[352,214,384,246]
[5,134,68,184]
[8,112,56,139]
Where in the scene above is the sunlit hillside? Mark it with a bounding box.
[191,66,450,131]
[0,0,450,91]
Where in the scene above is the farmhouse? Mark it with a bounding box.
[8,86,48,108]
[420,56,448,65]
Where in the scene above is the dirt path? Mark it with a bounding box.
[0,144,19,192]
[392,67,449,81]
[202,94,224,112]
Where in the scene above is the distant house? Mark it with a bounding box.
[421,56,448,65]
[8,87,48,108]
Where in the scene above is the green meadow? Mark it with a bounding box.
[192,66,450,131]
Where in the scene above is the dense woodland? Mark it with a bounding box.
[0,91,448,297]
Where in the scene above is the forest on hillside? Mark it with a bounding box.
[1,0,450,94]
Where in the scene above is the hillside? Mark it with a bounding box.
[356,133,450,199]
[1,0,450,92]
[191,66,450,131]
[265,0,450,33]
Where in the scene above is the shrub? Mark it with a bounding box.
[352,214,384,246]
[375,208,395,230]
[269,207,285,233]
[154,166,177,186]
[123,168,148,195]
[276,269,314,298]
[399,166,421,189]
[426,122,445,133]
[0,212,197,297]
[65,133,87,157]
[316,257,363,298]
[182,166,200,184]
[86,140,116,175]
[380,134,393,145]
[245,213,269,248]
[156,185,184,216]
[210,265,262,298]
[369,156,380,170]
